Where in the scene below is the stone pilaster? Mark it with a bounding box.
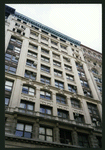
[53,123,60,143]
[88,133,100,148]
[32,119,39,139]
[71,128,78,146]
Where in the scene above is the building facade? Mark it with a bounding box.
[5,5,102,148]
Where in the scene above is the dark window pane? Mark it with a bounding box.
[15,131,23,137]
[24,132,31,138]
[5,97,9,106]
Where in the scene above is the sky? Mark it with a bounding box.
[6,4,102,53]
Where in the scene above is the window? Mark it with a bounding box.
[19,100,34,113]
[41,48,49,54]
[56,94,66,104]
[54,69,62,77]
[5,80,13,92]
[53,60,61,67]
[39,127,53,142]
[41,55,49,63]
[60,44,66,49]
[76,62,83,69]
[5,53,18,63]
[30,31,38,37]
[78,71,85,77]
[60,129,72,144]
[40,105,52,117]
[78,133,89,148]
[5,65,16,74]
[24,70,36,80]
[80,80,89,88]
[98,78,102,83]
[63,57,70,62]
[7,44,21,53]
[64,64,72,71]
[71,98,80,108]
[68,84,77,93]
[15,123,32,138]
[41,36,48,41]
[66,74,74,81]
[97,85,102,92]
[26,59,37,68]
[74,113,84,123]
[40,91,51,100]
[40,75,50,85]
[27,50,37,58]
[72,48,74,51]
[83,89,92,98]
[5,97,10,106]
[87,103,99,115]
[10,37,22,45]
[55,80,64,89]
[53,53,60,59]
[22,86,35,96]
[31,25,39,30]
[29,43,38,50]
[92,68,98,74]
[41,65,50,73]
[60,38,66,42]
[51,40,58,45]
[58,109,69,119]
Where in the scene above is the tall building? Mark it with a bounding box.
[5,5,102,148]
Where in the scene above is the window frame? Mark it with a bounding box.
[22,85,35,96]
[41,65,50,73]
[24,70,36,80]
[71,98,80,108]
[40,90,51,100]
[40,75,50,85]
[55,80,64,89]
[56,94,66,104]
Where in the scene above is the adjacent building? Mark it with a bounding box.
[5,5,102,148]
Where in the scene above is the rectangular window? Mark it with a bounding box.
[40,91,51,100]
[5,80,13,92]
[24,70,36,80]
[41,48,49,54]
[5,97,10,106]
[63,57,70,62]
[51,40,58,45]
[83,89,92,98]
[64,64,72,71]
[30,31,38,37]
[41,36,48,41]
[5,65,17,74]
[55,80,64,89]
[71,98,80,108]
[60,129,72,144]
[78,71,85,77]
[39,127,53,142]
[87,103,99,115]
[51,34,57,39]
[53,53,60,59]
[42,30,48,35]
[40,75,50,85]
[26,59,37,68]
[76,62,83,69]
[78,133,89,148]
[54,69,62,77]
[29,43,38,50]
[15,123,32,138]
[7,44,21,53]
[80,80,89,88]
[56,94,66,104]
[66,74,74,81]
[40,105,52,117]
[53,60,61,67]
[28,50,37,58]
[10,37,22,45]
[68,84,77,93]
[74,113,84,123]
[58,109,69,119]
[60,44,66,49]
[41,65,50,73]
[19,100,34,113]
[22,86,35,96]
[41,55,49,63]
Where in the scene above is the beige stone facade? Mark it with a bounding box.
[5,5,102,148]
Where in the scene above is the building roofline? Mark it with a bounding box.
[81,44,102,55]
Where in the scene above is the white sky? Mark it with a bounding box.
[6,4,102,53]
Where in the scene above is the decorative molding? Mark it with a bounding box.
[58,89,64,95]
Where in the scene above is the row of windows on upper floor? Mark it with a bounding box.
[83,48,102,60]
[14,18,79,48]
[5,81,101,129]
[85,58,102,68]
